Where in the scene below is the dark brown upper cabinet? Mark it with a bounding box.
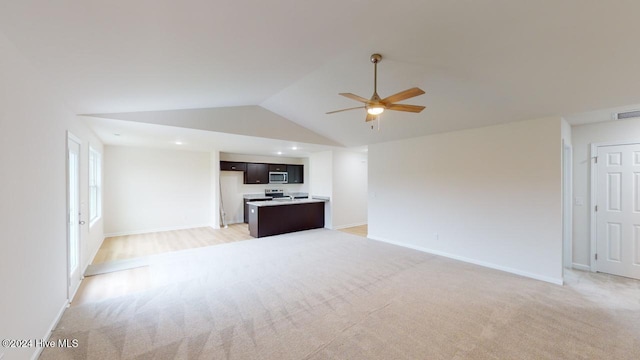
[245,163,269,184]
[219,161,303,184]
[220,161,247,171]
[268,164,287,172]
[287,165,304,184]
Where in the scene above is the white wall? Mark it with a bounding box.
[219,153,308,224]
[103,146,212,235]
[220,171,245,224]
[309,151,333,198]
[91,106,340,146]
[0,33,104,360]
[561,118,573,269]
[571,117,640,268]
[332,150,368,229]
[220,152,307,166]
[368,117,563,284]
[561,119,572,147]
[308,150,368,230]
[211,150,221,229]
[310,151,334,229]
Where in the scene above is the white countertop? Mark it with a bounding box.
[243,192,309,200]
[246,198,327,207]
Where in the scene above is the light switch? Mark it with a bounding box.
[574,197,584,206]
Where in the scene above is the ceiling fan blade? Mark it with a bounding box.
[381,87,425,104]
[366,113,377,122]
[326,106,365,114]
[386,104,426,113]
[340,93,369,103]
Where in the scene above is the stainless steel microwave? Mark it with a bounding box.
[269,172,288,184]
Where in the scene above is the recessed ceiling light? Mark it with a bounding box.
[277,151,282,155]
[175,141,183,145]
[291,146,298,150]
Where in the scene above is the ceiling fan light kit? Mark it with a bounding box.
[367,106,384,115]
[327,53,426,125]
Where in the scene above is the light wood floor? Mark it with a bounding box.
[92,223,252,264]
[73,224,368,307]
[338,224,368,237]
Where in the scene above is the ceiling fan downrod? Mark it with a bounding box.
[370,53,382,98]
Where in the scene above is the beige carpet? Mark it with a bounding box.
[41,229,640,359]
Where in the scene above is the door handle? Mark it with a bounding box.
[79,220,86,225]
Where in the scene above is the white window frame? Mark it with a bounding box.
[89,146,102,227]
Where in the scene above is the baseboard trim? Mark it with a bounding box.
[68,279,82,303]
[31,300,68,360]
[105,224,213,237]
[368,235,564,286]
[225,220,244,225]
[226,219,243,225]
[333,222,367,230]
[572,263,591,271]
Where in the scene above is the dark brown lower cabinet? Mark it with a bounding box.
[248,202,324,238]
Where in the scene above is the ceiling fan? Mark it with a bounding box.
[327,53,425,122]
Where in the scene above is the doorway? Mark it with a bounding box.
[67,132,82,299]
[591,141,640,280]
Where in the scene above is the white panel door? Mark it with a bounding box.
[596,143,640,280]
[67,135,82,298]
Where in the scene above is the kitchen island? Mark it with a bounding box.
[246,198,326,238]
[242,191,310,223]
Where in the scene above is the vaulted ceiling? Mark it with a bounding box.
[2,0,640,150]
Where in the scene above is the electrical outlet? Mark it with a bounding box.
[1,352,5,359]
[434,233,439,240]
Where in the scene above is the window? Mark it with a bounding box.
[89,146,102,225]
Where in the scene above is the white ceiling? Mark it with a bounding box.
[3,0,640,150]
[84,116,337,157]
